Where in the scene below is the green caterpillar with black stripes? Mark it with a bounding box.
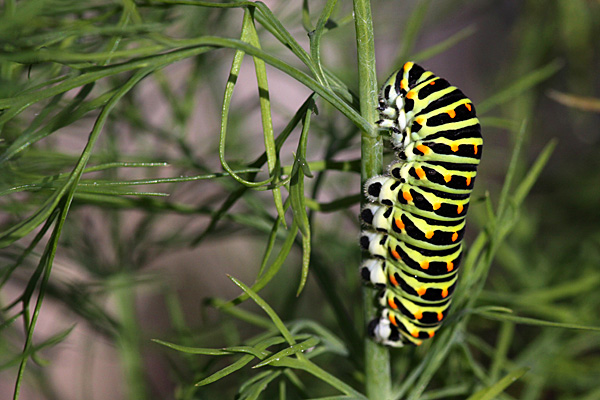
[360,62,482,346]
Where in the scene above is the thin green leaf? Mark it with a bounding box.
[228,275,296,345]
[221,345,272,359]
[489,321,515,382]
[478,60,563,114]
[239,370,282,400]
[305,397,366,400]
[192,96,316,244]
[496,121,527,221]
[224,221,298,306]
[0,313,21,333]
[309,0,337,88]
[290,100,314,295]
[302,0,314,31]
[243,9,286,221]
[218,16,273,188]
[0,53,215,249]
[2,36,368,130]
[72,193,200,213]
[547,90,600,113]
[0,45,213,118]
[466,367,529,400]
[0,45,169,64]
[195,337,285,386]
[196,355,255,386]
[80,170,261,186]
[297,233,311,296]
[152,1,326,87]
[0,325,75,371]
[512,139,557,206]
[420,385,471,400]
[206,298,273,329]
[268,357,367,399]
[83,162,169,173]
[0,88,71,162]
[13,68,156,398]
[290,101,314,238]
[475,310,600,331]
[412,25,477,63]
[239,370,279,394]
[254,337,320,368]
[256,198,289,278]
[0,214,55,290]
[288,320,348,356]
[394,328,460,400]
[151,339,231,355]
[76,189,168,197]
[394,0,432,65]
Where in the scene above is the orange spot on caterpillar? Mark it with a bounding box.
[425,231,434,239]
[400,79,408,90]
[442,288,449,298]
[428,331,435,338]
[389,313,398,326]
[474,145,478,155]
[420,260,429,270]
[447,261,454,272]
[411,330,419,338]
[447,109,456,118]
[406,91,416,99]
[415,167,426,179]
[389,273,399,287]
[403,191,413,202]
[415,117,425,125]
[388,297,398,310]
[466,176,472,186]
[444,174,452,183]
[437,312,443,321]
[414,310,423,320]
[465,103,472,111]
[391,248,401,260]
[416,144,430,155]
[403,62,413,71]
[457,204,464,214]
[395,219,405,230]
[417,287,427,296]
[433,203,441,210]
[450,143,459,152]
[429,81,436,85]
[452,232,458,242]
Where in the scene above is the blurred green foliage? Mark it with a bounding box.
[0,1,599,399]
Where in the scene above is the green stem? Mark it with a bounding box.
[353,0,391,399]
[113,273,149,400]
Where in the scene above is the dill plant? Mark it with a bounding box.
[1,1,599,399]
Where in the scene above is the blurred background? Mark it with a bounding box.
[0,0,599,399]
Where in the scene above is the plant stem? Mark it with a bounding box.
[113,273,149,400]
[353,0,391,399]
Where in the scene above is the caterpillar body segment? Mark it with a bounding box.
[361,203,466,251]
[359,232,463,277]
[388,160,478,194]
[360,259,458,303]
[363,62,482,347]
[365,174,472,222]
[377,288,452,325]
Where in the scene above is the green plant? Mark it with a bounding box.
[1,1,599,399]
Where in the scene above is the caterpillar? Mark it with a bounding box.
[360,62,482,347]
